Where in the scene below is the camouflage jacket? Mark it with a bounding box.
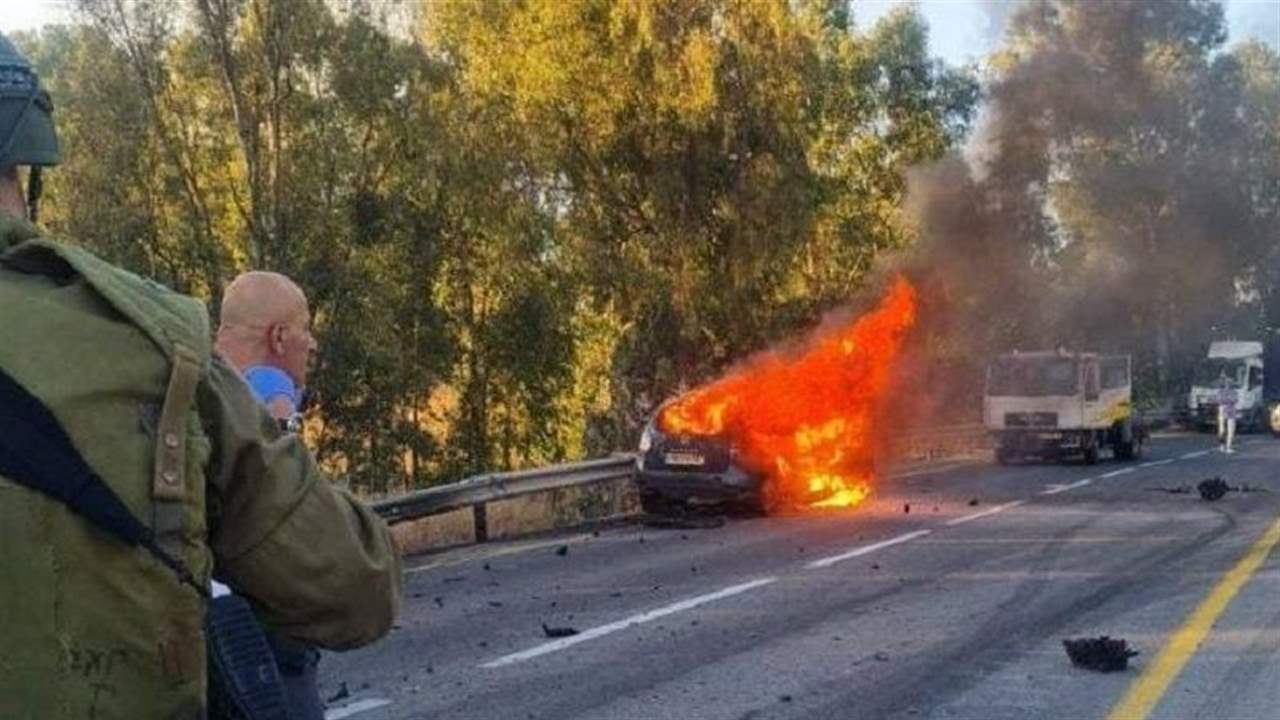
[0,217,402,719]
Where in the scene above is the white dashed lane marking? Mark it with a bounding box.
[480,578,778,668]
[806,530,934,569]
[945,500,1026,526]
[325,698,393,720]
[1042,478,1094,496]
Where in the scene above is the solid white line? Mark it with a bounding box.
[480,577,778,668]
[945,500,1026,527]
[1041,479,1094,496]
[1100,468,1136,478]
[805,530,933,569]
[1181,450,1211,459]
[1145,459,1176,467]
[325,699,393,720]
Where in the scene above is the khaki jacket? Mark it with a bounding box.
[0,217,402,719]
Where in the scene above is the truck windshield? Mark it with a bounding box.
[987,357,1078,396]
[1192,359,1244,386]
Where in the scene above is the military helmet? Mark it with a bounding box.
[0,31,60,169]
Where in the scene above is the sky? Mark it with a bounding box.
[1,0,1277,65]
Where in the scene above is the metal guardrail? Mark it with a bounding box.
[371,455,636,540]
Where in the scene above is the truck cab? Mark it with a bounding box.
[984,350,1143,464]
[1187,341,1265,431]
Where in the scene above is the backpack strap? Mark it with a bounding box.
[153,342,203,557]
[0,365,206,598]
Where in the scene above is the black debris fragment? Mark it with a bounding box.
[488,601,503,608]
[433,596,444,608]
[542,622,579,638]
[555,545,569,556]
[870,563,880,570]
[873,652,890,662]
[443,576,466,583]
[904,503,911,514]
[1062,636,1139,672]
[780,695,793,703]
[360,682,371,691]
[968,498,980,507]
[1198,477,1229,502]
[483,562,492,571]
[326,682,350,704]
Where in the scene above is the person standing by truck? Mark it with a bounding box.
[1218,373,1239,453]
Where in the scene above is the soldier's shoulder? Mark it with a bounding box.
[20,237,212,364]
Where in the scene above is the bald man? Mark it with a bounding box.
[215,271,325,720]
[216,271,317,425]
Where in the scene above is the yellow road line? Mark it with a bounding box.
[1106,512,1280,720]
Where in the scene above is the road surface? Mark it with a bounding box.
[320,434,1280,720]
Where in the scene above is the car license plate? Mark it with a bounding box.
[665,451,705,467]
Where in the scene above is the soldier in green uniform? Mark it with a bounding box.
[0,31,402,720]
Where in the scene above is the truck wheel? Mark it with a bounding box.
[995,446,1013,465]
[1115,439,1142,461]
[1082,439,1099,465]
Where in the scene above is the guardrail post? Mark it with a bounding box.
[473,503,488,543]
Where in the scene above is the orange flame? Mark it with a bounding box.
[659,277,918,510]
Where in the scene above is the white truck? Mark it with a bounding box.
[1186,341,1268,432]
[984,350,1144,464]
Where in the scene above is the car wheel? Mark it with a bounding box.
[640,491,672,516]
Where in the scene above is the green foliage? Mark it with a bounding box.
[19,0,976,492]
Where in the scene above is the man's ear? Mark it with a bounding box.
[270,323,287,356]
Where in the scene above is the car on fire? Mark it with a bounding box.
[634,408,765,514]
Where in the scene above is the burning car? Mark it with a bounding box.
[633,278,918,515]
[635,406,764,514]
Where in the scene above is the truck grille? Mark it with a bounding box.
[1004,412,1058,428]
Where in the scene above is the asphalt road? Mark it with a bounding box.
[320,433,1280,720]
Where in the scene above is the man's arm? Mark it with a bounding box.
[200,357,402,650]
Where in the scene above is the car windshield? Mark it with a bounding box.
[987,357,1078,397]
[1192,359,1245,386]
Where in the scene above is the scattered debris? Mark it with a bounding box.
[1198,477,1229,502]
[1063,636,1138,672]
[780,695,793,703]
[483,563,492,571]
[873,652,890,662]
[1148,486,1192,495]
[542,622,579,639]
[326,683,350,704]
[903,503,911,514]
[870,563,880,570]
[360,682,370,691]
[488,601,503,608]
[433,596,444,608]
[968,498,980,507]
[443,576,466,583]
[610,592,623,598]
[555,545,569,556]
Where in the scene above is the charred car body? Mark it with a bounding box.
[984,350,1145,464]
[634,413,764,513]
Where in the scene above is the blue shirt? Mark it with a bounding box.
[243,365,301,414]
